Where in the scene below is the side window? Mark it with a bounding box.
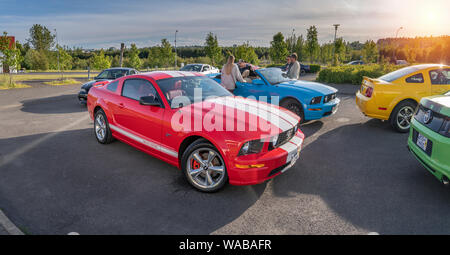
[106,80,119,92]
[405,73,424,83]
[203,66,210,72]
[430,69,450,85]
[122,79,157,101]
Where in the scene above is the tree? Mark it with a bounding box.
[333,38,346,65]
[24,49,49,70]
[269,32,289,64]
[294,35,306,62]
[91,49,111,70]
[127,44,142,69]
[362,40,379,63]
[159,39,175,67]
[305,26,319,63]
[234,43,259,65]
[204,33,222,65]
[27,24,55,52]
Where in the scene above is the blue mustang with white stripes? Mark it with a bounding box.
[209,67,340,123]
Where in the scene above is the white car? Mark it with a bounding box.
[180,64,219,74]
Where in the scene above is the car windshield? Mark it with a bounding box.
[378,66,420,82]
[156,76,232,109]
[180,64,202,72]
[97,69,128,79]
[258,68,291,85]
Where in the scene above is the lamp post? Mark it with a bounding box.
[392,27,403,62]
[54,29,61,80]
[332,24,340,65]
[291,28,295,52]
[175,30,178,69]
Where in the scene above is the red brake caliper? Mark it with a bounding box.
[191,159,201,170]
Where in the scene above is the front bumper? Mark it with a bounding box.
[78,90,88,102]
[227,131,305,185]
[407,119,450,182]
[304,98,340,121]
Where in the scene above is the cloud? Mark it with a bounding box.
[0,0,448,48]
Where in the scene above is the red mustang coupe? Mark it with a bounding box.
[87,71,304,192]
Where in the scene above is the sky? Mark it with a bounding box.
[0,0,449,49]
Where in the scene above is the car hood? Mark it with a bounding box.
[276,80,337,95]
[173,96,300,139]
[81,79,110,89]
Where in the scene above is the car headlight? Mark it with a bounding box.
[439,117,450,138]
[310,96,322,105]
[238,139,265,156]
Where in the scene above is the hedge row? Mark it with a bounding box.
[316,64,402,85]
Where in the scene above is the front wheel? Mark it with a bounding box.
[390,101,417,133]
[181,139,228,192]
[281,98,305,124]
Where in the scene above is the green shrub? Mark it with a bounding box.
[308,64,321,73]
[317,64,401,85]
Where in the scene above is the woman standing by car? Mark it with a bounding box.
[221,55,245,92]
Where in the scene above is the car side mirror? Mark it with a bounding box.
[140,96,161,107]
[252,79,265,85]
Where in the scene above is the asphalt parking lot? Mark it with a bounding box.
[1,81,450,235]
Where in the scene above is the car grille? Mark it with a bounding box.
[323,93,336,103]
[272,127,296,149]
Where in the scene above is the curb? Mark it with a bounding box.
[0,209,24,235]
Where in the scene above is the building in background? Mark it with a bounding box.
[0,36,16,74]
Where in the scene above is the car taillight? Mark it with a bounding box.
[439,117,450,138]
[365,87,373,98]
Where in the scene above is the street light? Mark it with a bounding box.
[175,30,178,69]
[54,29,61,80]
[332,24,340,65]
[291,28,295,52]
[392,27,403,62]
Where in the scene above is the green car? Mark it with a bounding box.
[408,92,450,185]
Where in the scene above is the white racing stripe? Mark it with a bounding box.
[289,136,303,147]
[233,97,299,127]
[279,141,299,164]
[109,124,178,158]
[210,97,294,132]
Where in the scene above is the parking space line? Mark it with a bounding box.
[0,209,24,235]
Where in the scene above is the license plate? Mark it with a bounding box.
[416,133,428,152]
[282,147,301,173]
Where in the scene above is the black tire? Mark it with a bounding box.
[281,98,305,124]
[181,139,228,192]
[389,100,417,133]
[94,109,114,144]
[300,69,306,76]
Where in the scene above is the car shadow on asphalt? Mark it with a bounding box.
[0,128,266,234]
[20,94,86,114]
[271,118,450,234]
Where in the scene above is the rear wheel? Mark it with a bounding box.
[94,109,114,144]
[181,139,228,192]
[281,98,305,124]
[390,101,417,133]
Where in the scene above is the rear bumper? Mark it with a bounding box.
[355,91,389,120]
[407,119,450,182]
[304,98,340,121]
[227,131,305,185]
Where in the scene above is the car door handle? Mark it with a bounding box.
[118,103,125,109]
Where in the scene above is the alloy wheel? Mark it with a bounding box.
[187,148,225,189]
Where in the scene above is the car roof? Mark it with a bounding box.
[411,64,448,70]
[137,71,203,81]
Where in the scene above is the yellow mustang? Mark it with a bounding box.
[356,64,450,132]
